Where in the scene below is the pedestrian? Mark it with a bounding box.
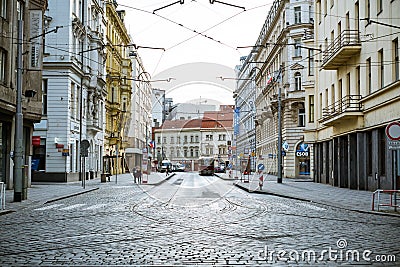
[132,167,137,183]
[166,164,169,176]
[137,168,142,184]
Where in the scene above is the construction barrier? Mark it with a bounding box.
[371,189,400,211]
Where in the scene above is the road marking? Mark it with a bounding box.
[296,202,327,211]
[83,204,107,210]
[34,204,63,211]
[59,204,87,210]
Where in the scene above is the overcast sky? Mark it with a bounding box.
[117,0,274,104]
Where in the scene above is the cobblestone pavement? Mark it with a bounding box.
[0,172,399,266]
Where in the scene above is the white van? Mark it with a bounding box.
[160,160,172,173]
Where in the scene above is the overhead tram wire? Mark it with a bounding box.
[117,3,236,51]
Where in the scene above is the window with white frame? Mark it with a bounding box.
[295,72,302,91]
[298,107,305,127]
[0,0,6,18]
[294,39,301,57]
[0,49,6,83]
[294,6,301,24]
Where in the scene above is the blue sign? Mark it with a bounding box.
[31,159,40,171]
[257,163,265,171]
[228,163,233,169]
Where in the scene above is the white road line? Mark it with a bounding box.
[83,204,107,210]
[59,204,87,210]
[34,204,63,211]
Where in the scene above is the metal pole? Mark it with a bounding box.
[14,15,24,202]
[115,144,118,184]
[277,84,282,183]
[79,0,85,186]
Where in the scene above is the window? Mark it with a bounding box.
[317,0,321,24]
[170,137,174,144]
[298,107,305,127]
[184,136,187,143]
[184,149,187,157]
[195,135,199,142]
[294,72,302,91]
[377,0,382,14]
[309,95,314,123]
[42,79,48,115]
[393,38,399,81]
[294,39,301,57]
[319,93,323,118]
[0,49,6,83]
[195,149,199,158]
[323,0,327,16]
[190,148,193,157]
[294,6,301,24]
[71,82,76,119]
[356,66,360,96]
[378,49,384,88]
[346,73,350,96]
[0,0,6,18]
[177,136,180,144]
[163,137,166,144]
[308,50,314,76]
[366,58,372,94]
[190,135,193,143]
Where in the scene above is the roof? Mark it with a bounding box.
[202,110,233,128]
[159,119,202,130]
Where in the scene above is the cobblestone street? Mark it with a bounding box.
[1,173,399,266]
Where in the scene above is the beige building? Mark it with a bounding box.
[305,0,400,191]
[245,0,315,178]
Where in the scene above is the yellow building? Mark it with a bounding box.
[104,2,132,175]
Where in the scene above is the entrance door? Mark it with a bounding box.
[296,142,310,176]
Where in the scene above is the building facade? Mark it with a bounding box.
[1,0,47,189]
[124,54,152,172]
[103,1,131,175]
[33,0,106,182]
[237,0,314,178]
[154,119,202,171]
[306,0,400,191]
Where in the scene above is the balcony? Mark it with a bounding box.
[320,95,363,126]
[321,30,361,70]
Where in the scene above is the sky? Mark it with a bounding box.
[117,0,274,105]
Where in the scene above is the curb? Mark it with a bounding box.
[234,183,400,218]
[44,187,99,204]
[213,173,235,181]
[0,209,14,216]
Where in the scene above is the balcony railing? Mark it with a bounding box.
[320,95,363,125]
[322,30,361,70]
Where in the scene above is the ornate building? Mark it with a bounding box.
[33,0,106,182]
[103,2,132,175]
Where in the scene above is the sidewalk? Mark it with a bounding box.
[0,172,174,215]
[217,172,400,217]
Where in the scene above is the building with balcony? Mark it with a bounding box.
[238,0,315,178]
[0,0,47,189]
[306,0,400,191]
[103,1,132,175]
[32,0,105,182]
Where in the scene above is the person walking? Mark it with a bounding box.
[137,168,142,184]
[166,164,169,176]
[132,167,137,183]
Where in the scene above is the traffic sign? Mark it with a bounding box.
[282,141,289,151]
[228,163,233,169]
[386,122,400,141]
[257,163,265,171]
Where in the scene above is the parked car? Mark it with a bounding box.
[159,160,172,173]
[214,165,225,173]
[173,163,185,172]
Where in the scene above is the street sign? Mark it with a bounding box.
[228,163,233,169]
[80,140,90,157]
[257,163,265,171]
[282,141,289,151]
[386,122,400,141]
[388,140,400,150]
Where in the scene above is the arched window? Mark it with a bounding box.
[295,72,302,91]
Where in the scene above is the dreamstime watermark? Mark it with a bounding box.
[258,239,397,264]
